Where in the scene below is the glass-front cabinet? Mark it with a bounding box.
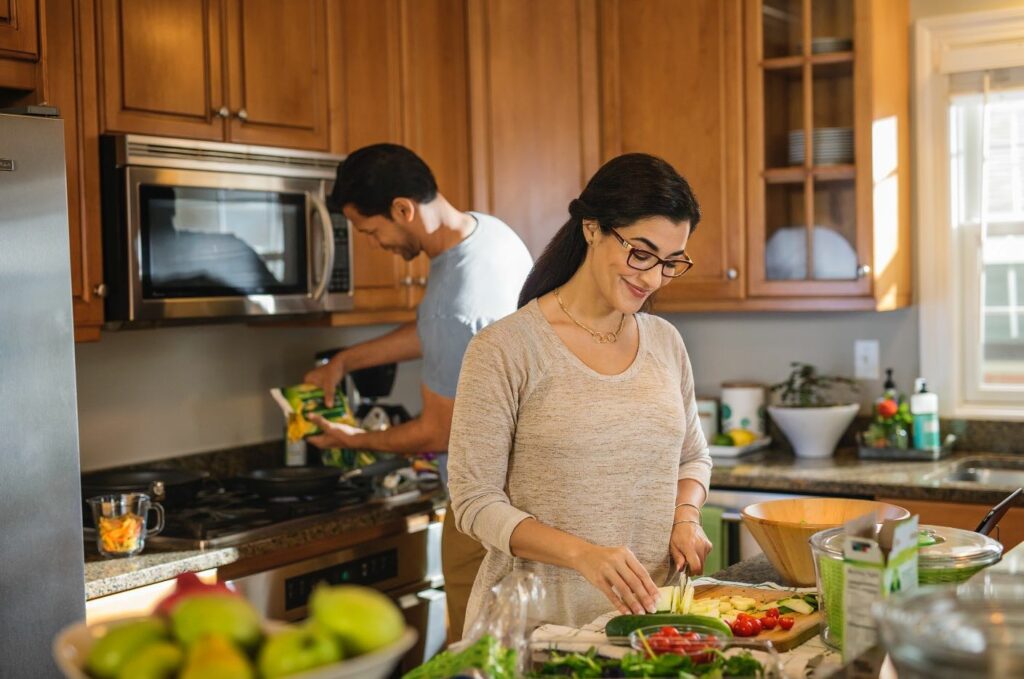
[744,0,909,308]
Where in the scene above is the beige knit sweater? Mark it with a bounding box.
[447,300,712,631]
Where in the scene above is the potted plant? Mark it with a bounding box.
[768,362,860,459]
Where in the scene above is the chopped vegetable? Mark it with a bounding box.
[776,598,814,615]
[402,635,516,679]
[98,513,144,554]
[533,647,765,678]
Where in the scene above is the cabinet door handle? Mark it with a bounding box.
[236,109,249,122]
[726,267,739,280]
[857,264,872,278]
[214,106,230,118]
[92,283,108,298]
[400,276,413,286]
[416,277,427,287]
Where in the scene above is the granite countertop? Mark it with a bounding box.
[710,448,1024,505]
[84,490,447,600]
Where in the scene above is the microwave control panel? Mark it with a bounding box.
[328,212,352,294]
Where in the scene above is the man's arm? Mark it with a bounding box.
[307,382,453,455]
[304,322,422,406]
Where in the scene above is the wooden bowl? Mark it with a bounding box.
[740,498,910,586]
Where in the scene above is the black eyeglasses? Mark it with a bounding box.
[609,228,694,278]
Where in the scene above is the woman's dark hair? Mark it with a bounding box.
[327,143,438,217]
[517,153,700,308]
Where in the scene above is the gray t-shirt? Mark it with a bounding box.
[417,212,533,479]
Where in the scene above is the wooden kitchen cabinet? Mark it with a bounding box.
[0,0,38,60]
[742,0,912,311]
[599,0,745,307]
[223,0,329,149]
[47,0,105,341]
[466,0,600,258]
[322,0,471,318]
[877,497,1024,551]
[97,0,329,150]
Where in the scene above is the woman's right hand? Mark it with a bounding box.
[572,544,659,616]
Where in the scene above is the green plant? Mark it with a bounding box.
[770,362,858,407]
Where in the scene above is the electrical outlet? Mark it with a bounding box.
[854,340,880,380]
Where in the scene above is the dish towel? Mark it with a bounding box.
[701,504,727,574]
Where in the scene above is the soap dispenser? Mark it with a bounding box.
[911,378,940,451]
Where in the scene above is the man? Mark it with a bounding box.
[303,143,533,641]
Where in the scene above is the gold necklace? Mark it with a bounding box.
[555,288,626,344]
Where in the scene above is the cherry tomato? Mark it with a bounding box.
[682,631,702,640]
[760,616,778,630]
[779,616,795,631]
[659,626,680,637]
[766,607,780,618]
[732,619,755,637]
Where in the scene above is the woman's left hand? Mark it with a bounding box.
[669,520,713,575]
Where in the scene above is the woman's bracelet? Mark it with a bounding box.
[672,518,702,527]
[674,502,703,514]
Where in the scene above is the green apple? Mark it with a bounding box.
[309,585,404,656]
[86,618,168,679]
[258,624,342,678]
[115,641,183,679]
[179,635,254,679]
[170,593,262,650]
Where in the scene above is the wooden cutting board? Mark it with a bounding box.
[693,583,821,652]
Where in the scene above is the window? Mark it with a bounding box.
[917,8,1024,418]
[949,69,1024,396]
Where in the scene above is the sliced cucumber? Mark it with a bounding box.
[777,597,815,615]
[678,581,695,615]
[655,587,675,613]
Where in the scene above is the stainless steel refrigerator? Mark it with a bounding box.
[0,111,86,676]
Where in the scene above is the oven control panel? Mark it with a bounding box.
[284,548,399,611]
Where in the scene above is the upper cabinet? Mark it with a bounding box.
[223,0,329,149]
[98,0,329,150]
[599,0,745,307]
[742,0,911,311]
[0,0,38,59]
[466,0,600,258]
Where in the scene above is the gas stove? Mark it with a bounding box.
[84,478,425,551]
[157,481,372,548]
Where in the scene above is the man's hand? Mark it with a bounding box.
[303,356,346,407]
[305,413,365,449]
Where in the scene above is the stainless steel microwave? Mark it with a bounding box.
[100,134,353,323]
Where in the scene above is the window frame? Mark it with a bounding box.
[916,7,1024,419]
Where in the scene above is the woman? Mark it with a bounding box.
[447,153,713,631]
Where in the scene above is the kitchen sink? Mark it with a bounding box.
[935,457,1024,488]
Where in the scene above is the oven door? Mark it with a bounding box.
[228,518,446,669]
[124,166,345,320]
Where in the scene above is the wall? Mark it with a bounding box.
[75,323,423,471]
[666,309,919,410]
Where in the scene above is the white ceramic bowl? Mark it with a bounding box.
[53,617,417,679]
[768,403,859,458]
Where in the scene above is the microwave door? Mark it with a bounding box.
[124,167,328,320]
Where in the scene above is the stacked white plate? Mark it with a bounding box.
[795,37,854,54]
[787,127,853,165]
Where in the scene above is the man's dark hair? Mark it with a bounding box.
[327,143,438,217]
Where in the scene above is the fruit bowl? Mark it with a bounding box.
[52,617,418,679]
[740,497,910,586]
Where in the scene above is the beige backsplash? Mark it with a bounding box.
[75,308,917,471]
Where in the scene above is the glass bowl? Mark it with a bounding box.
[628,623,728,662]
[873,572,1024,679]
